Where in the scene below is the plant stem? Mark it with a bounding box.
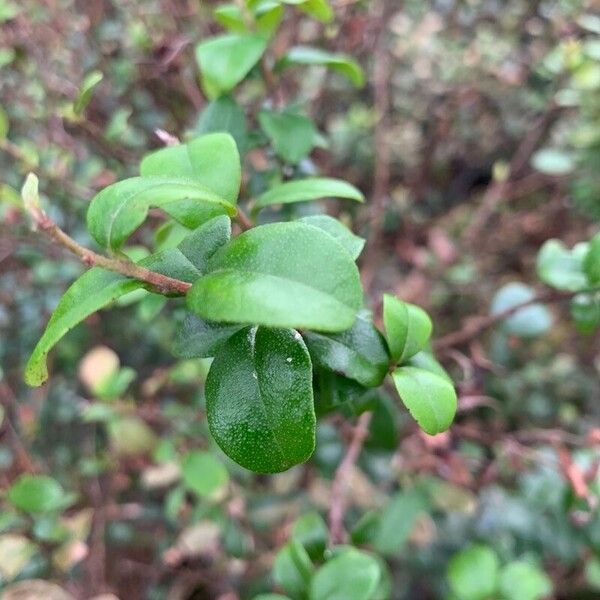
[433,287,600,352]
[26,203,192,295]
[328,411,372,544]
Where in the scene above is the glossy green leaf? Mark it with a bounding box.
[140,133,241,204]
[292,511,328,561]
[177,215,231,273]
[195,34,267,98]
[392,366,457,435]
[536,239,589,291]
[583,233,600,284]
[315,371,370,416]
[274,540,314,598]
[498,561,552,600]
[304,311,389,387]
[259,109,316,164]
[194,97,248,154]
[8,475,66,513]
[309,548,381,600]
[173,314,244,358]
[73,70,103,115]
[255,177,363,212]
[86,176,235,251]
[188,222,363,332]
[279,46,365,87]
[383,294,433,363]
[181,450,229,498]
[448,545,500,600]
[205,327,316,473]
[491,283,552,337]
[299,215,365,260]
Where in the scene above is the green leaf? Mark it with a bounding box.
[383,295,433,363]
[24,269,142,386]
[531,148,576,176]
[296,0,333,22]
[181,450,229,498]
[310,548,381,600]
[205,327,316,473]
[304,311,389,387]
[213,4,247,32]
[177,215,231,273]
[108,417,157,456]
[195,34,267,98]
[292,511,328,561]
[274,540,314,598]
[498,561,552,600]
[255,177,364,212]
[140,133,241,205]
[188,221,363,333]
[173,314,244,358]
[491,283,552,337]
[259,109,317,164]
[279,46,365,87]
[194,96,248,154]
[374,490,427,556]
[73,70,103,115]
[570,293,600,334]
[391,366,457,435]
[584,233,600,284]
[537,239,590,291]
[315,371,370,416]
[8,475,67,513]
[0,105,8,139]
[448,545,500,600]
[298,215,365,260]
[407,350,453,383]
[86,176,235,251]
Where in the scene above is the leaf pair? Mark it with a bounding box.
[383,294,457,436]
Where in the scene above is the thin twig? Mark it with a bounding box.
[433,287,600,352]
[236,206,253,231]
[328,411,372,544]
[26,202,192,295]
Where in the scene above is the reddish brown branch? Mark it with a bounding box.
[328,411,372,544]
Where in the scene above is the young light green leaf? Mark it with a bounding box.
[140,133,241,204]
[188,221,363,332]
[536,239,589,291]
[0,105,9,139]
[498,561,552,600]
[8,475,67,513]
[296,0,333,22]
[274,539,314,598]
[407,350,453,383]
[205,327,316,473]
[570,293,600,334]
[309,548,381,600]
[258,109,317,164]
[291,511,328,561]
[255,177,363,212]
[73,70,103,115]
[299,215,365,260]
[448,545,500,600]
[21,172,39,213]
[181,450,229,498]
[583,233,600,284]
[173,314,244,358]
[194,97,248,154]
[392,366,457,435]
[304,311,389,387]
[279,46,365,87]
[383,294,433,363]
[195,34,267,98]
[86,176,235,251]
[531,148,575,176]
[213,4,247,32]
[25,269,143,386]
